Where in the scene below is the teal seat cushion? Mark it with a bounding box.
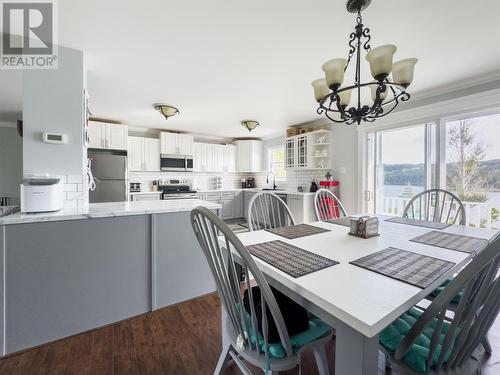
[380,307,458,374]
[246,315,331,359]
[430,278,463,304]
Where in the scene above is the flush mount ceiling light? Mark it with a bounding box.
[241,120,260,132]
[154,104,179,120]
[311,0,418,125]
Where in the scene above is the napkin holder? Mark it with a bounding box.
[349,216,380,239]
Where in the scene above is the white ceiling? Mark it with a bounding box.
[1,0,500,138]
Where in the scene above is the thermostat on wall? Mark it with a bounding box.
[42,132,68,144]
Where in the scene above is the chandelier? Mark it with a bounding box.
[311,0,417,125]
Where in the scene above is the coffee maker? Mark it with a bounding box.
[245,178,255,188]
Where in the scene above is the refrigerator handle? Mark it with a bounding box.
[185,156,188,171]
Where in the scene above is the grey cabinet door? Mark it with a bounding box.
[221,197,234,219]
[233,191,243,218]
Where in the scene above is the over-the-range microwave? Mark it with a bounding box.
[160,154,193,172]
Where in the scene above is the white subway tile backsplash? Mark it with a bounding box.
[66,191,84,200]
[67,174,83,184]
[128,169,331,193]
[63,184,78,192]
[63,200,78,209]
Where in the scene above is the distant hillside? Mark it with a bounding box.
[384,159,500,190]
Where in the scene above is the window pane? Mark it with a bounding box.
[269,147,286,180]
[376,125,426,215]
[445,113,500,229]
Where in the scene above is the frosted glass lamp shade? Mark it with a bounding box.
[338,89,352,106]
[311,78,330,102]
[392,58,418,87]
[370,82,388,102]
[321,58,347,89]
[365,44,397,81]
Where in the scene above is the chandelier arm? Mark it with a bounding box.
[367,92,410,120]
[365,83,385,116]
[362,27,371,51]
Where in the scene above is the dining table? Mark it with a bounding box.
[222,216,500,375]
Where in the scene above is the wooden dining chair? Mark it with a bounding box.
[402,188,466,225]
[191,206,333,375]
[379,235,500,374]
[247,192,295,232]
[314,188,347,221]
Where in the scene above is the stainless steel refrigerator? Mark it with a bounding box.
[88,149,129,203]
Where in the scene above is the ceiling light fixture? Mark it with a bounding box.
[154,104,179,120]
[312,0,418,125]
[241,120,260,132]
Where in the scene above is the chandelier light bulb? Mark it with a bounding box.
[338,89,352,106]
[365,44,397,81]
[392,58,418,87]
[321,58,347,90]
[370,82,388,102]
[311,78,330,102]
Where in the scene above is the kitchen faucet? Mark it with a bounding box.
[266,171,277,190]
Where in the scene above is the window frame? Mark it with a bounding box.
[267,146,287,182]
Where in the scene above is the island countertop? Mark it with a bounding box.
[0,199,221,225]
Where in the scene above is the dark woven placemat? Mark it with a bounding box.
[266,224,330,239]
[410,230,488,254]
[385,216,450,229]
[350,247,455,289]
[326,216,352,227]
[247,240,339,278]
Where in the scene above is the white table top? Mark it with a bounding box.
[0,199,221,225]
[235,218,499,337]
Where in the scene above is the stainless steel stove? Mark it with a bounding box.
[158,179,197,200]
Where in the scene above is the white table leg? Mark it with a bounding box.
[335,321,379,375]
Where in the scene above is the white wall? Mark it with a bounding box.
[22,47,86,178]
[330,124,359,214]
[0,126,22,202]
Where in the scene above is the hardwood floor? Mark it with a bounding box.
[0,292,498,375]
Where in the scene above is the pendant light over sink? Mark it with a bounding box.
[311,0,418,125]
[154,104,179,121]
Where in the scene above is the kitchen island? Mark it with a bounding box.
[0,199,220,355]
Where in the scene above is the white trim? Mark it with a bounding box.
[359,88,500,133]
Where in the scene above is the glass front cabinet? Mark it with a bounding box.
[284,130,331,170]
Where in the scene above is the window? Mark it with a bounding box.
[268,147,286,181]
[363,110,500,229]
[374,125,426,215]
[444,113,500,228]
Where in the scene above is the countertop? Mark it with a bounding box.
[0,199,221,225]
[197,188,314,196]
[129,191,162,195]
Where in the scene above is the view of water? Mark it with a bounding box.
[383,185,500,205]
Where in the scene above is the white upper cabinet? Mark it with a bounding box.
[128,137,143,171]
[143,138,160,171]
[193,142,237,172]
[88,121,128,150]
[87,122,105,149]
[128,136,160,171]
[160,132,193,155]
[284,130,331,170]
[235,140,263,172]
